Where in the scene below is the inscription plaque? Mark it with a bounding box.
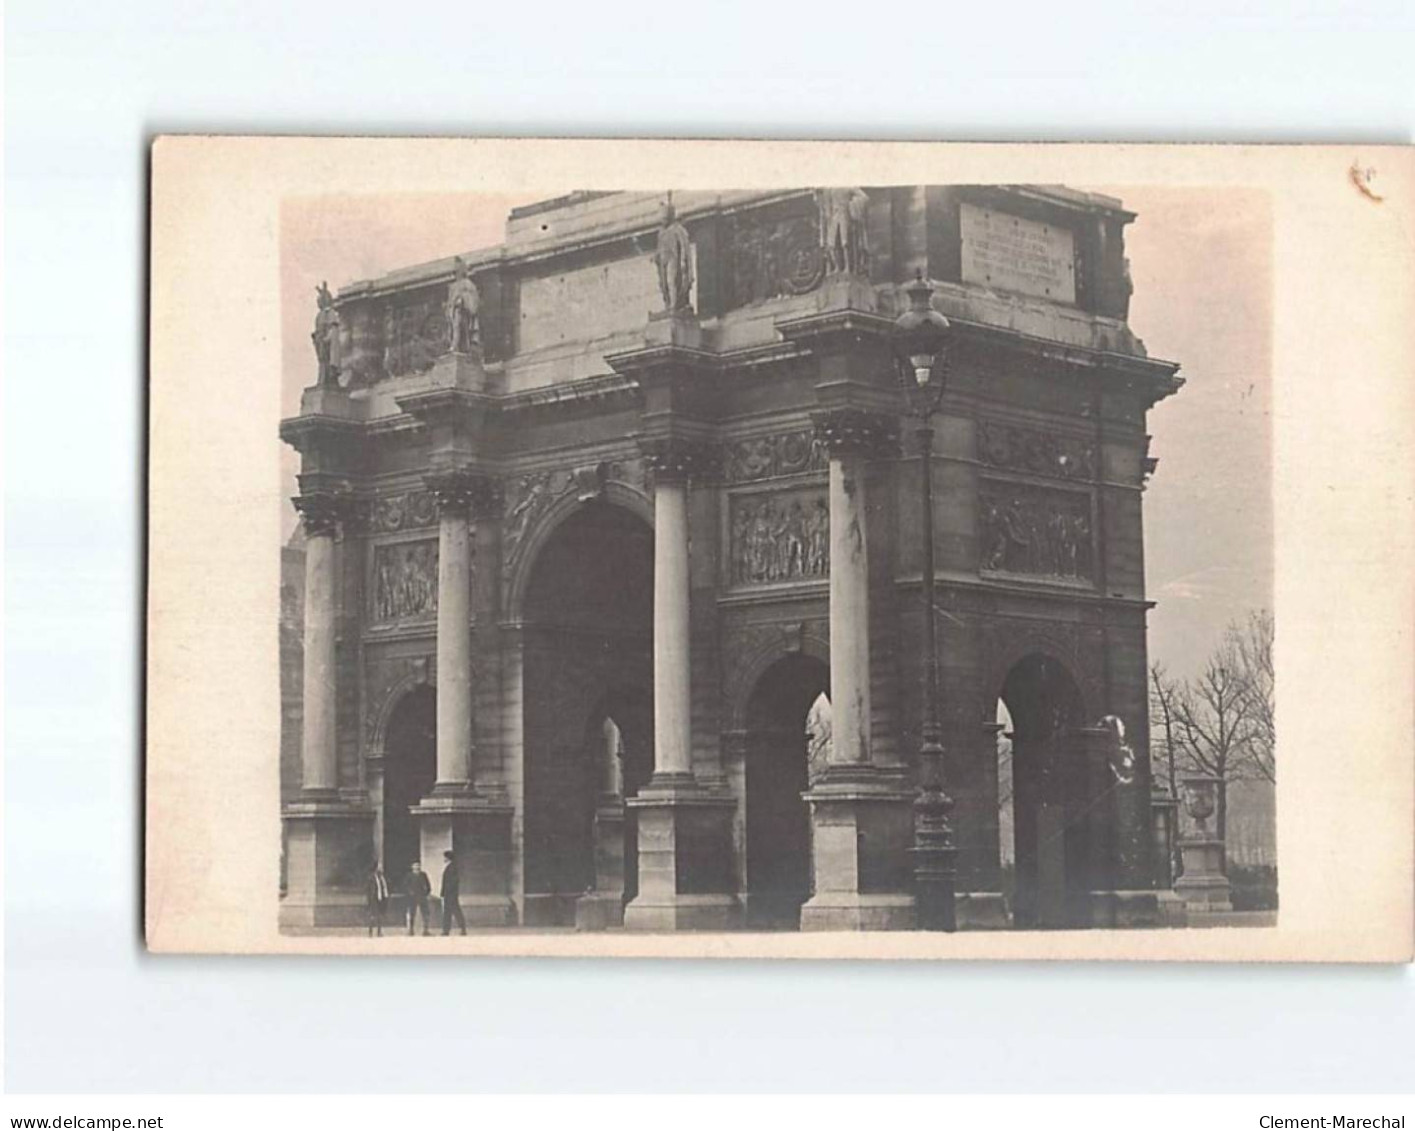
[960,202,1075,304]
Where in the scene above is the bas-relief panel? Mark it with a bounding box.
[976,419,1097,482]
[723,429,827,483]
[371,539,438,624]
[721,206,825,310]
[728,488,829,587]
[380,294,449,378]
[978,480,1094,582]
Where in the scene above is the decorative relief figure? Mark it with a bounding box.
[723,205,825,309]
[501,459,644,583]
[723,430,828,483]
[369,490,438,534]
[311,281,342,387]
[819,187,870,276]
[730,493,829,586]
[979,482,1093,581]
[372,539,439,623]
[653,200,695,314]
[381,294,448,377]
[976,420,1098,481]
[445,256,480,353]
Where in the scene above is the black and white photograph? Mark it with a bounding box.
[270,181,1274,939]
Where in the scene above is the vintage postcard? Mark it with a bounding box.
[145,139,1413,960]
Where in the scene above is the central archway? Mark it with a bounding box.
[520,500,654,926]
[744,653,831,929]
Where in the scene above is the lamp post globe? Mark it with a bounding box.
[891,272,958,932]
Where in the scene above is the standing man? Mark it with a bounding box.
[405,860,432,936]
[440,850,467,936]
[365,860,391,937]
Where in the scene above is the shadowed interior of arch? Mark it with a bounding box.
[381,684,437,887]
[744,653,831,929]
[520,500,655,926]
[998,653,1090,929]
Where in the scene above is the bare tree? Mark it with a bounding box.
[1233,609,1275,784]
[1166,614,1275,845]
[1149,662,1182,803]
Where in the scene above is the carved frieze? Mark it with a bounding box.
[723,430,828,483]
[369,489,438,534]
[978,480,1094,581]
[381,293,449,378]
[729,489,829,586]
[501,459,644,583]
[371,539,439,624]
[976,419,1097,481]
[722,205,825,310]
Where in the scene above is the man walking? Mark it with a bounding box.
[404,860,432,936]
[440,850,467,936]
[365,860,391,937]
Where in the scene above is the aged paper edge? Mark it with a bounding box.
[145,138,1415,961]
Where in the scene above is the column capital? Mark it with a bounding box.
[811,407,899,460]
[293,489,357,538]
[425,468,501,518]
[638,436,721,485]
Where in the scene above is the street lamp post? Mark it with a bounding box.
[892,271,956,932]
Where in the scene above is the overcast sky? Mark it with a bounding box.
[281,187,1272,682]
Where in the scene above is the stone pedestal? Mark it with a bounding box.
[427,349,487,392]
[1174,839,1233,912]
[645,310,703,349]
[576,798,627,931]
[623,781,740,931]
[800,768,915,932]
[815,273,877,314]
[414,791,517,926]
[279,800,375,929]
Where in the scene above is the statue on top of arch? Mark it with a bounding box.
[445,256,481,354]
[819,186,870,277]
[311,280,342,387]
[653,197,695,314]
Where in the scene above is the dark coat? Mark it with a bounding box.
[440,861,460,901]
[404,870,432,901]
[365,871,390,907]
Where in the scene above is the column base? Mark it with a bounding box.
[575,890,626,931]
[800,892,915,932]
[801,766,914,932]
[1084,889,1179,929]
[413,789,518,927]
[279,797,375,931]
[623,777,740,932]
[956,891,1012,930]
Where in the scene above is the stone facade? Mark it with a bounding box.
[280,185,1182,931]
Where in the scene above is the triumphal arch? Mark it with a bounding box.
[280,186,1182,931]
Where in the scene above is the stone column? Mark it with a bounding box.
[411,469,516,927]
[826,447,872,768]
[801,409,914,931]
[429,471,476,791]
[280,487,374,929]
[624,437,739,931]
[295,492,342,793]
[652,473,694,780]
